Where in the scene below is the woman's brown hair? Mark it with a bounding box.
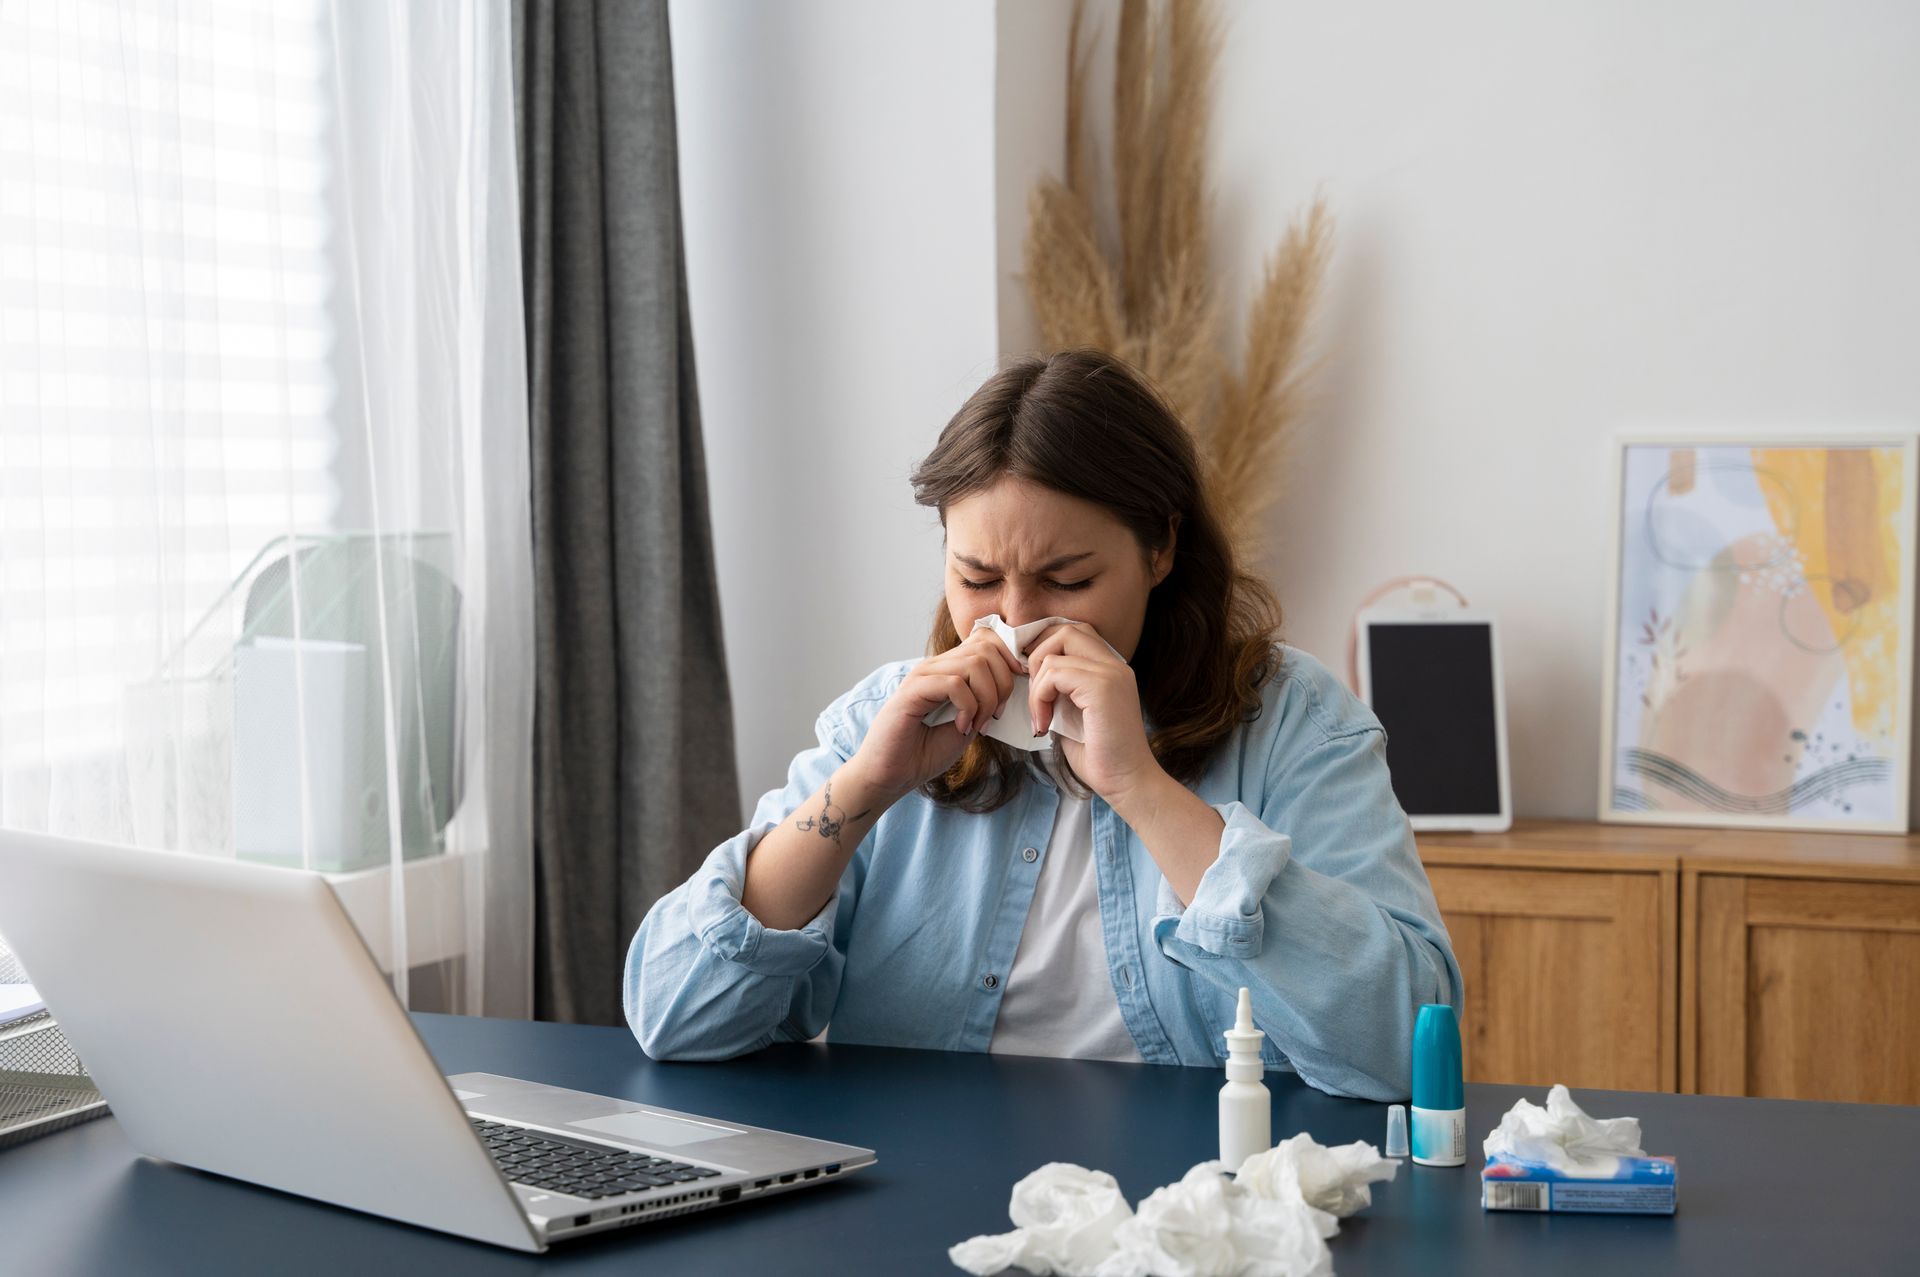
[908,348,1286,812]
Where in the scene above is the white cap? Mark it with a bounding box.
[1222,987,1265,1082]
[1385,1104,1409,1159]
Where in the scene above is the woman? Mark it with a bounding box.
[625,349,1460,1100]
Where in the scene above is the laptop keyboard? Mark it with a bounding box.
[470,1117,723,1199]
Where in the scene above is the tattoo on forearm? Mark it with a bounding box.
[794,779,872,850]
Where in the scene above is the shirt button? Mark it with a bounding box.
[981,973,999,991]
[1021,847,1039,863]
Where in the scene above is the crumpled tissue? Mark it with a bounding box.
[920,614,1124,753]
[1233,1134,1401,1223]
[1482,1082,1644,1174]
[949,1135,1398,1277]
[947,1163,1132,1277]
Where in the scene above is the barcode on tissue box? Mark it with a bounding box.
[1484,1182,1548,1211]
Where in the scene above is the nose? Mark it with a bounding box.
[998,586,1045,628]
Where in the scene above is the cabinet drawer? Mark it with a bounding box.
[1688,875,1920,1104]
[1427,865,1676,1092]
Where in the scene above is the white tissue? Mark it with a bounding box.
[1234,1134,1400,1225]
[949,1163,1132,1277]
[950,1232,1035,1276]
[920,614,1124,752]
[951,1136,1395,1277]
[1482,1083,1645,1175]
[1097,1162,1254,1277]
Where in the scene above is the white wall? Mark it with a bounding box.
[678,0,1920,822]
[997,0,1920,818]
[670,1,1001,811]
[993,0,1072,359]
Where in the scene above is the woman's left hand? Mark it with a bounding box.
[1022,622,1165,805]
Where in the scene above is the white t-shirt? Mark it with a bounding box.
[988,765,1144,1063]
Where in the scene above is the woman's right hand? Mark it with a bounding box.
[848,627,1025,801]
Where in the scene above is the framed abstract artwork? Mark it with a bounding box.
[1600,432,1918,832]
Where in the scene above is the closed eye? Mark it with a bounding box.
[960,578,1092,592]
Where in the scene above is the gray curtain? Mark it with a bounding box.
[512,0,742,1025]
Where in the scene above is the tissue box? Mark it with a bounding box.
[1481,1153,1677,1214]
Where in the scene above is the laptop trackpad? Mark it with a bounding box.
[568,1110,745,1148]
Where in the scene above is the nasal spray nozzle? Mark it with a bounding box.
[1219,987,1272,1173]
[1224,987,1263,1077]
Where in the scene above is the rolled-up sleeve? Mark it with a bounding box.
[624,710,866,1061]
[1151,724,1463,1101]
[1154,803,1291,959]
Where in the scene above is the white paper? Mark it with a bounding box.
[232,636,368,868]
[1482,1083,1645,1175]
[920,615,1124,753]
[951,1136,1395,1277]
[0,984,46,1025]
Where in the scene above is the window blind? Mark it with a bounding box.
[0,0,338,767]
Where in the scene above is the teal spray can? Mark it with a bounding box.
[1411,1002,1465,1167]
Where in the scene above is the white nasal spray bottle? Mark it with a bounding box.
[1219,986,1271,1173]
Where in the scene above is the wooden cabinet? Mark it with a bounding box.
[1418,827,1680,1093]
[1416,822,1920,1105]
[1682,831,1920,1106]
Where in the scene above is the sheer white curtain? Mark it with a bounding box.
[0,0,535,1017]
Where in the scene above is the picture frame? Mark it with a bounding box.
[1598,430,1919,833]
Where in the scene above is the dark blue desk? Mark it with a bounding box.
[1,1012,1913,1274]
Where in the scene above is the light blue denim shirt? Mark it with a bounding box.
[624,645,1462,1101]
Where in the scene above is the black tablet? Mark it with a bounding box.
[1356,610,1512,832]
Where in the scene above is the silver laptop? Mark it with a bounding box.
[0,830,874,1252]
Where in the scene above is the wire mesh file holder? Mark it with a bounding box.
[0,940,108,1151]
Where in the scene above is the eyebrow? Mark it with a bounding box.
[953,551,1096,574]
